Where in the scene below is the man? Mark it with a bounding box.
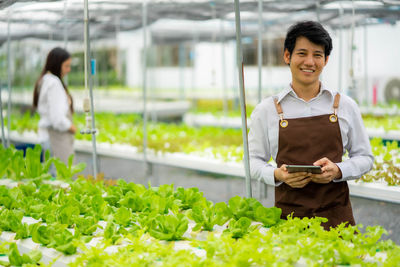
[248,21,373,229]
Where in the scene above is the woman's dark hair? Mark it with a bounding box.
[33,47,73,112]
[284,21,332,58]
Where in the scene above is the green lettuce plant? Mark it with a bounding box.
[148,213,188,241]
[53,154,86,180]
[187,200,231,232]
[8,243,42,266]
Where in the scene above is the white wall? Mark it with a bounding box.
[324,23,400,104]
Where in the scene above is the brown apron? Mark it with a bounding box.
[274,93,355,230]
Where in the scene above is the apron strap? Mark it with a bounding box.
[274,98,288,128]
[274,98,283,116]
[333,93,340,116]
[274,94,341,125]
[328,93,341,123]
[274,94,341,115]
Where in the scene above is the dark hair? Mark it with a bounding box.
[33,47,73,112]
[284,21,332,58]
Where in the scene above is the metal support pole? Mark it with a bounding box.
[116,15,122,86]
[210,2,217,87]
[179,44,185,100]
[142,1,151,180]
[338,5,344,93]
[63,0,69,87]
[232,43,239,111]
[316,1,321,22]
[349,0,356,100]
[363,24,368,105]
[93,31,99,90]
[83,0,98,177]
[257,0,263,103]
[234,0,252,198]
[63,0,69,49]
[0,83,6,147]
[220,19,228,117]
[6,13,11,148]
[257,0,267,200]
[266,37,273,95]
[191,31,198,101]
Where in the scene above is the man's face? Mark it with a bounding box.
[61,58,72,78]
[284,36,329,88]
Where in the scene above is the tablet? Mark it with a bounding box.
[286,165,322,174]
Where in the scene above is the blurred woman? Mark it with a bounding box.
[33,47,76,164]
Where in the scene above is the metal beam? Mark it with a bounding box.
[234,0,252,198]
[83,0,99,177]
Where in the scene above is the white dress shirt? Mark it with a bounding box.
[37,73,72,142]
[248,83,374,186]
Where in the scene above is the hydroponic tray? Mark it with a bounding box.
[348,180,400,204]
[2,90,190,118]
[360,106,400,116]
[7,131,400,204]
[75,140,245,177]
[365,129,400,142]
[0,232,76,267]
[183,113,400,141]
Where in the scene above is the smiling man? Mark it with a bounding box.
[248,21,374,230]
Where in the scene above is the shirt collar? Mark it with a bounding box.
[276,82,335,103]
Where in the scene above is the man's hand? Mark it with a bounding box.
[274,164,312,188]
[310,157,342,184]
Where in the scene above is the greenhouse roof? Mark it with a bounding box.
[0,0,399,45]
